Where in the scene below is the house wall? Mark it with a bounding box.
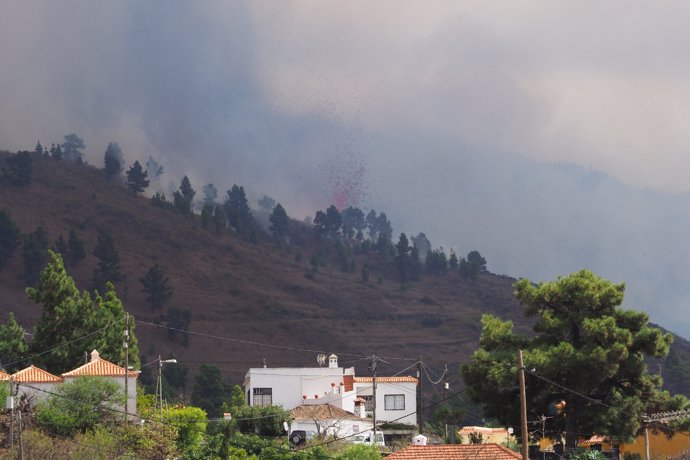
[14,382,60,406]
[356,381,417,425]
[111,375,138,415]
[245,367,353,410]
[290,418,373,440]
[621,431,690,459]
[62,375,138,415]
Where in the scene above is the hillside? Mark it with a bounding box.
[1,151,689,407]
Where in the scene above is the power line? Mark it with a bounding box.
[523,369,612,409]
[135,319,418,362]
[3,317,125,370]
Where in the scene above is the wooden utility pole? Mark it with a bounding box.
[417,355,423,434]
[518,350,529,460]
[124,312,130,420]
[644,426,650,460]
[370,355,378,444]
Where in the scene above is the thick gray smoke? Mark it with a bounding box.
[3,1,690,335]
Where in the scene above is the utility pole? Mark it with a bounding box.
[17,407,24,460]
[443,363,449,439]
[642,415,650,460]
[369,355,378,445]
[518,350,529,460]
[8,379,13,451]
[124,312,130,420]
[417,355,423,434]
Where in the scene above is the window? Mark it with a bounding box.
[384,394,405,410]
[253,387,272,406]
[361,395,374,411]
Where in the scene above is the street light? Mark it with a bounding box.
[157,355,178,418]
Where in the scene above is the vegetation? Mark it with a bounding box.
[36,376,124,436]
[140,263,173,310]
[125,160,149,195]
[2,149,690,457]
[28,251,140,372]
[270,203,290,240]
[192,363,232,418]
[462,270,688,448]
[91,230,124,293]
[174,175,196,216]
[0,312,28,372]
[2,150,33,186]
[103,142,124,178]
[0,209,20,270]
[61,133,86,163]
[21,226,49,286]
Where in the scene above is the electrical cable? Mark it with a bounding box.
[135,318,418,362]
[3,316,125,370]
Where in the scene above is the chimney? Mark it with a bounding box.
[328,354,338,369]
[90,350,100,361]
[413,434,427,446]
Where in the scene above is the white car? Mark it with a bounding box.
[352,430,385,446]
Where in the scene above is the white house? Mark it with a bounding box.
[4,350,140,415]
[4,365,63,405]
[243,354,418,428]
[289,403,373,441]
[62,350,140,415]
[353,376,418,426]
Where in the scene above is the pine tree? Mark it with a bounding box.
[51,144,63,160]
[22,226,50,287]
[92,231,124,293]
[269,203,289,239]
[67,229,86,266]
[202,183,217,207]
[201,204,213,229]
[0,313,28,372]
[174,176,196,216]
[213,204,226,235]
[61,133,86,163]
[146,156,164,180]
[28,252,140,372]
[125,160,150,195]
[54,234,68,256]
[140,263,173,310]
[2,151,33,186]
[0,210,20,270]
[93,283,140,368]
[103,142,124,179]
[224,185,254,240]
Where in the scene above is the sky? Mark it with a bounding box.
[3,1,690,335]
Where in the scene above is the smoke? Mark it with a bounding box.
[4,1,690,335]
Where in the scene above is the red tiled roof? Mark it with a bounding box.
[578,434,607,447]
[0,370,10,381]
[291,404,361,421]
[11,365,62,383]
[353,376,418,383]
[459,426,510,435]
[386,444,522,460]
[62,350,139,378]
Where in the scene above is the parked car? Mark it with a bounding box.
[289,430,316,445]
[352,430,385,446]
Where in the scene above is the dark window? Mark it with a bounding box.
[384,394,405,410]
[253,387,272,406]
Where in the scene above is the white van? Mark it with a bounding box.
[352,430,385,446]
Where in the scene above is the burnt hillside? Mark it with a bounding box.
[1,151,688,402]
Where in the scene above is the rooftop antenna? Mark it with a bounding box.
[316,353,327,367]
